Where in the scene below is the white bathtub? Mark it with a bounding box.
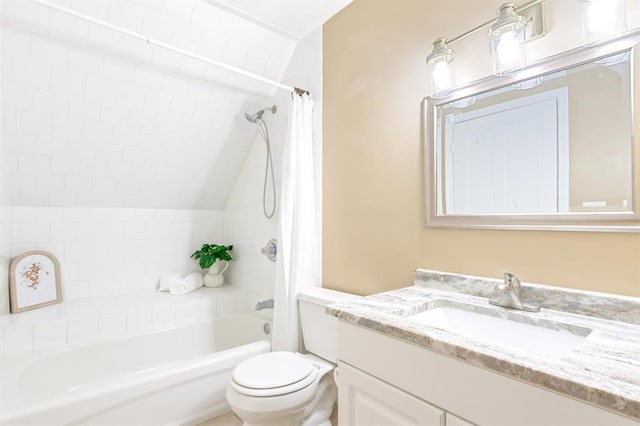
[0,312,271,425]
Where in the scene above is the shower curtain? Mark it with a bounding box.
[273,93,317,352]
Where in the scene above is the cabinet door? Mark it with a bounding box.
[338,362,445,426]
[446,413,476,426]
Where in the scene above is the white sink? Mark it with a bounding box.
[408,307,589,357]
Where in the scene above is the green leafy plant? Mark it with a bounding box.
[191,244,234,269]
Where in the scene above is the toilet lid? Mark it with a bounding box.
[232,352,316,391]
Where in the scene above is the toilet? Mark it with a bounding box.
[226,287,359,426]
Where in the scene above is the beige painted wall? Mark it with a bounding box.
[323,0,640,297]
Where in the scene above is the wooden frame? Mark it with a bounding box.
[9,251,62,314]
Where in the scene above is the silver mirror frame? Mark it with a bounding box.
[424,29,640,233]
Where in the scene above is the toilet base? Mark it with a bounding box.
[229,373,336,426]
[300,376,336,426]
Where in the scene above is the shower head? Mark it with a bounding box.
[244,105,277,123]
[244,111,261,123]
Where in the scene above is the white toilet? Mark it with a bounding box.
[226,287,359,426]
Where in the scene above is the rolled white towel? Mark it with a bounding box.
[157,273,181,292]
[169,272,204,296]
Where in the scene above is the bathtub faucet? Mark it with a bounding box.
[255,299,274,311]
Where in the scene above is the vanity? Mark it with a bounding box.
[328,270,640,426]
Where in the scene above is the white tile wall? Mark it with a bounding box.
[2,325,32,354]
[0,48,11,316]
[224,140,280,299]
[0,285,256,355]
[1,0,297,210]
[223,29,323,300]
[11,206,225,298]
[0,1,322,342]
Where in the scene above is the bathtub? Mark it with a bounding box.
[0,312,271,425]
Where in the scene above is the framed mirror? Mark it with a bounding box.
[424,30,640,232]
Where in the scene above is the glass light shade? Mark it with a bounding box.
[427,38,455,98]
[579,0,627,44]
[489,4,527,76]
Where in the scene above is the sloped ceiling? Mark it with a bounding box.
[205,0,353,40]
[0,0,350,210]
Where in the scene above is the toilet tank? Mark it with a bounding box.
[297,287,361,363]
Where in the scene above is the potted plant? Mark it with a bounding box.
[191,244,234,288]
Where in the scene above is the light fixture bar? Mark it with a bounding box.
[426,0,545,95]
[447,0,544,45]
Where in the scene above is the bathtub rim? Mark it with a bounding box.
[0,311,272,425]
[4,309,272,362]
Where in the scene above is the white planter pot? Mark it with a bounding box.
[203,260,229,288]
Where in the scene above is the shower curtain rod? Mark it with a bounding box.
[27,0,310,96]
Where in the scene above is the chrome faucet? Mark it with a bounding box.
[255,299,274,311]
[489,272,540,312]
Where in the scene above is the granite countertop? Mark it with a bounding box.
[327,270,640,421]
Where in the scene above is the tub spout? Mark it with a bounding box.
[255,299,274,311]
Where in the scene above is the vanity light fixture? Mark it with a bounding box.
[426,0,545,96]
[489,3,528,75]
[426,38,456,98]
[578,0,627,44]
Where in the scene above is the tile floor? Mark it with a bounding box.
[199,411,242,426]
[201,404,339,425]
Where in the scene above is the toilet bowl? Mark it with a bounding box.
[226,287,359,426]
[227,352,336,426]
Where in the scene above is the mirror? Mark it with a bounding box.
[424,31,640,232]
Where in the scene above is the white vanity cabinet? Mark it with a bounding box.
[338,362,446,426]
[337,322,638,426]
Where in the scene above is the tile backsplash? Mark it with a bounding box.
[10,206,224,299]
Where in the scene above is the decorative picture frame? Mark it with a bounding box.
[9,251,62,314]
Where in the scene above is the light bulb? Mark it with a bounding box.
[587,0,618,34]
[496,31,520,66]
[432,61,452,91]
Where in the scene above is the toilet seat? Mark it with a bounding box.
[230,352,320,397]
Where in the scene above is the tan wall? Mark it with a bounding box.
[323,0,640,297]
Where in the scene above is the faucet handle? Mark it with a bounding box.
[502,271,521,290]
[261,239,278,262]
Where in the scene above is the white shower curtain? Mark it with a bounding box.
[273,93,317,352]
